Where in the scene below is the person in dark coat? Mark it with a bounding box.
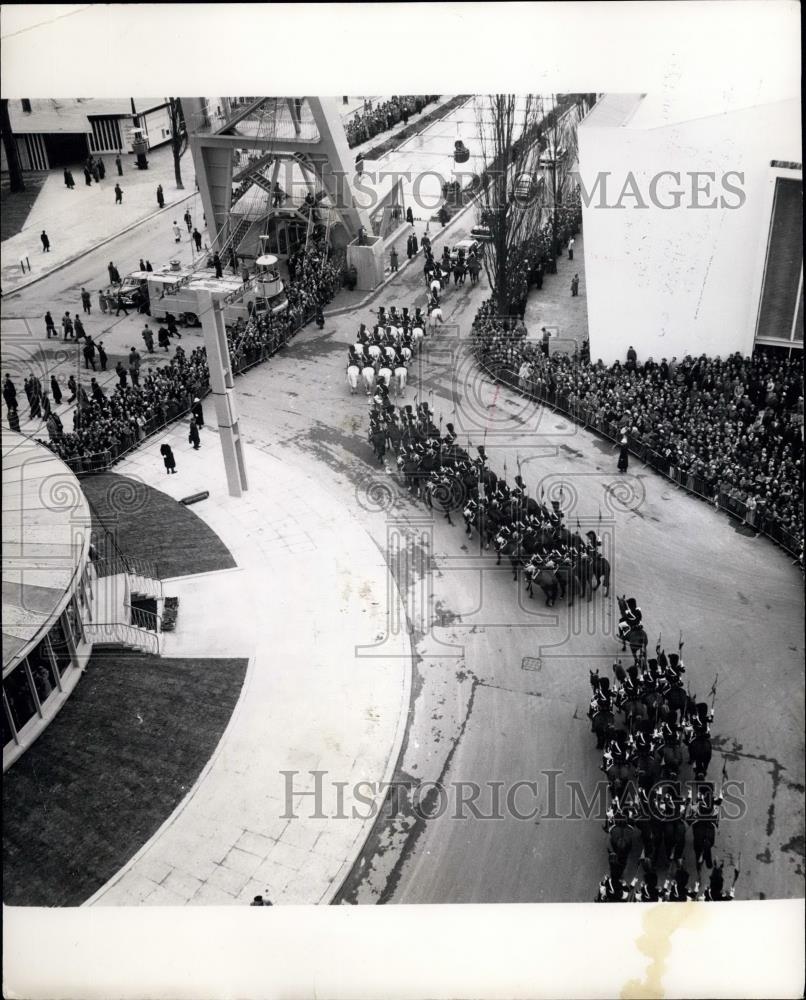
[191,397,204,426]
[115,153,123,176]
[188,417,201,450]
[116,361,128,388]
[213,253,223,279]
[81,288,92,314]
[8,406,20,432]
[84,167,92,186]
[158,327,171,351]
[67,375,77,403]
[91,378,105,404]
[115,292,129,316]
[114,183,123,204]
[41,230,50,252]
[97,341,107,371]
[64,168,73,189]
[3,374,17,411]
[97,157,105,180]
[73,315,86,340]
[45,311,56,338]
[82,337,96,370]
[406,206,414,226]
[192,228,203,251]
[145,260,153,272]
[616,433,630,473]
[92,163,101,183]
[157,184,165,208]
[160,442,177,474]
[50,375,62,405]
[108,261,120,285]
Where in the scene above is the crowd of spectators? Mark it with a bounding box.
[345,96,438,149]
[474,315,804,549]
[35,241,344,468]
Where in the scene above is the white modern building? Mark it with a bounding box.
[578,92,802,364]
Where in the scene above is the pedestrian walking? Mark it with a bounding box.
[616,432,630,473]
[108,262,121,285]
[50,374,62,406]
[116,361,128,388]
[62,312,74,340]
[173,221,182,243]
[157,184,165,208]
[81,288,92,314]
[188,417,201,450]
[213,252,223,278]
[73,315,86,340]
[114,292,129,316]
[114,183,123,204]
[160,442,177,474]
[192,228,202,251]
[184,209,192,233]
[84,167,92,186]
[166,313,181,339]
[541,326,551,356]
[63,168,73,189]
[67,375,77,403]
[41,230,50,252]
[191,397,204,426]
[406,206,414,226]
[45,311,56,338]
[8,406,20,432]
[97,341,107,371]
[92,163,101,183]
[141,324,155,353]
[568,237,575,261]
[98,289,109,314]
[571,273,580,297]
[390,248,399,272]
[3,374,17,411]
[115,152,123,176]
[158,326,171,351]
[83,337,97,370]
[97,157,105,180]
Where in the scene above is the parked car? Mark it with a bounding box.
[470,224,493,242]
[449,238,482,266]
[115,272,151,312]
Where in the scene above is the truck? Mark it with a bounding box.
[119,256,288,327]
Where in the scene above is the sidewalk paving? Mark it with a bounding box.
[524,233,589,350]
[0,145,197,295]
[85,428,412,906]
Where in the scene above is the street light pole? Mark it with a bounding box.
[196,289,248,497]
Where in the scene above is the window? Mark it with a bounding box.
[4,666,37,733]
[756,176,804,347]
[21,99,32,113]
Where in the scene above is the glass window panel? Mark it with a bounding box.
[4,666,38,733]
[64,597,85,646]
[2,695,15,748]
[48,617,73,676]
[28,639,56,705]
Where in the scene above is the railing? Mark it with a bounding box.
[53,286,341,477]
[82,622,160,655]
[476,359,803,560]
[125,604,162,633]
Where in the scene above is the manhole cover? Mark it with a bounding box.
[522,656,542,672]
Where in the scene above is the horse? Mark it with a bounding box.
[620,624,648,665]
[590,706,615,750]
[691,819,716,870]
[361,364,376,396]
[394,365,408,396]
[347,363,360,394]
[528,564,560,605]
[555,559,581,606]
[688,734,712,778]
[589,552,611,596]
[653,815,687,868]
[607,822,634,880]
[664,684,689,725]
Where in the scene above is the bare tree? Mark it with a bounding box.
[0,99,25,192]
[474,95,546,314]
[167,98,188,189]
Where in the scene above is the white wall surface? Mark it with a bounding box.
[579,98,801,364]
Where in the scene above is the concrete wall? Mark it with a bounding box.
[579,98,801,364]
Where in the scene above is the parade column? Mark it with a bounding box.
[197,290,249,497]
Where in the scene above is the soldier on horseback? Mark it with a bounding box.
[617,596,643,642]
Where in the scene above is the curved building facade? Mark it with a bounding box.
[2,433,95,771]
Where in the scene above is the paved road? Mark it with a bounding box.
[3,141,803,906]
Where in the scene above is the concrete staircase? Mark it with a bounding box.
[85,559,164,655]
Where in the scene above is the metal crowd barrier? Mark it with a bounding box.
[477,358,801,559]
